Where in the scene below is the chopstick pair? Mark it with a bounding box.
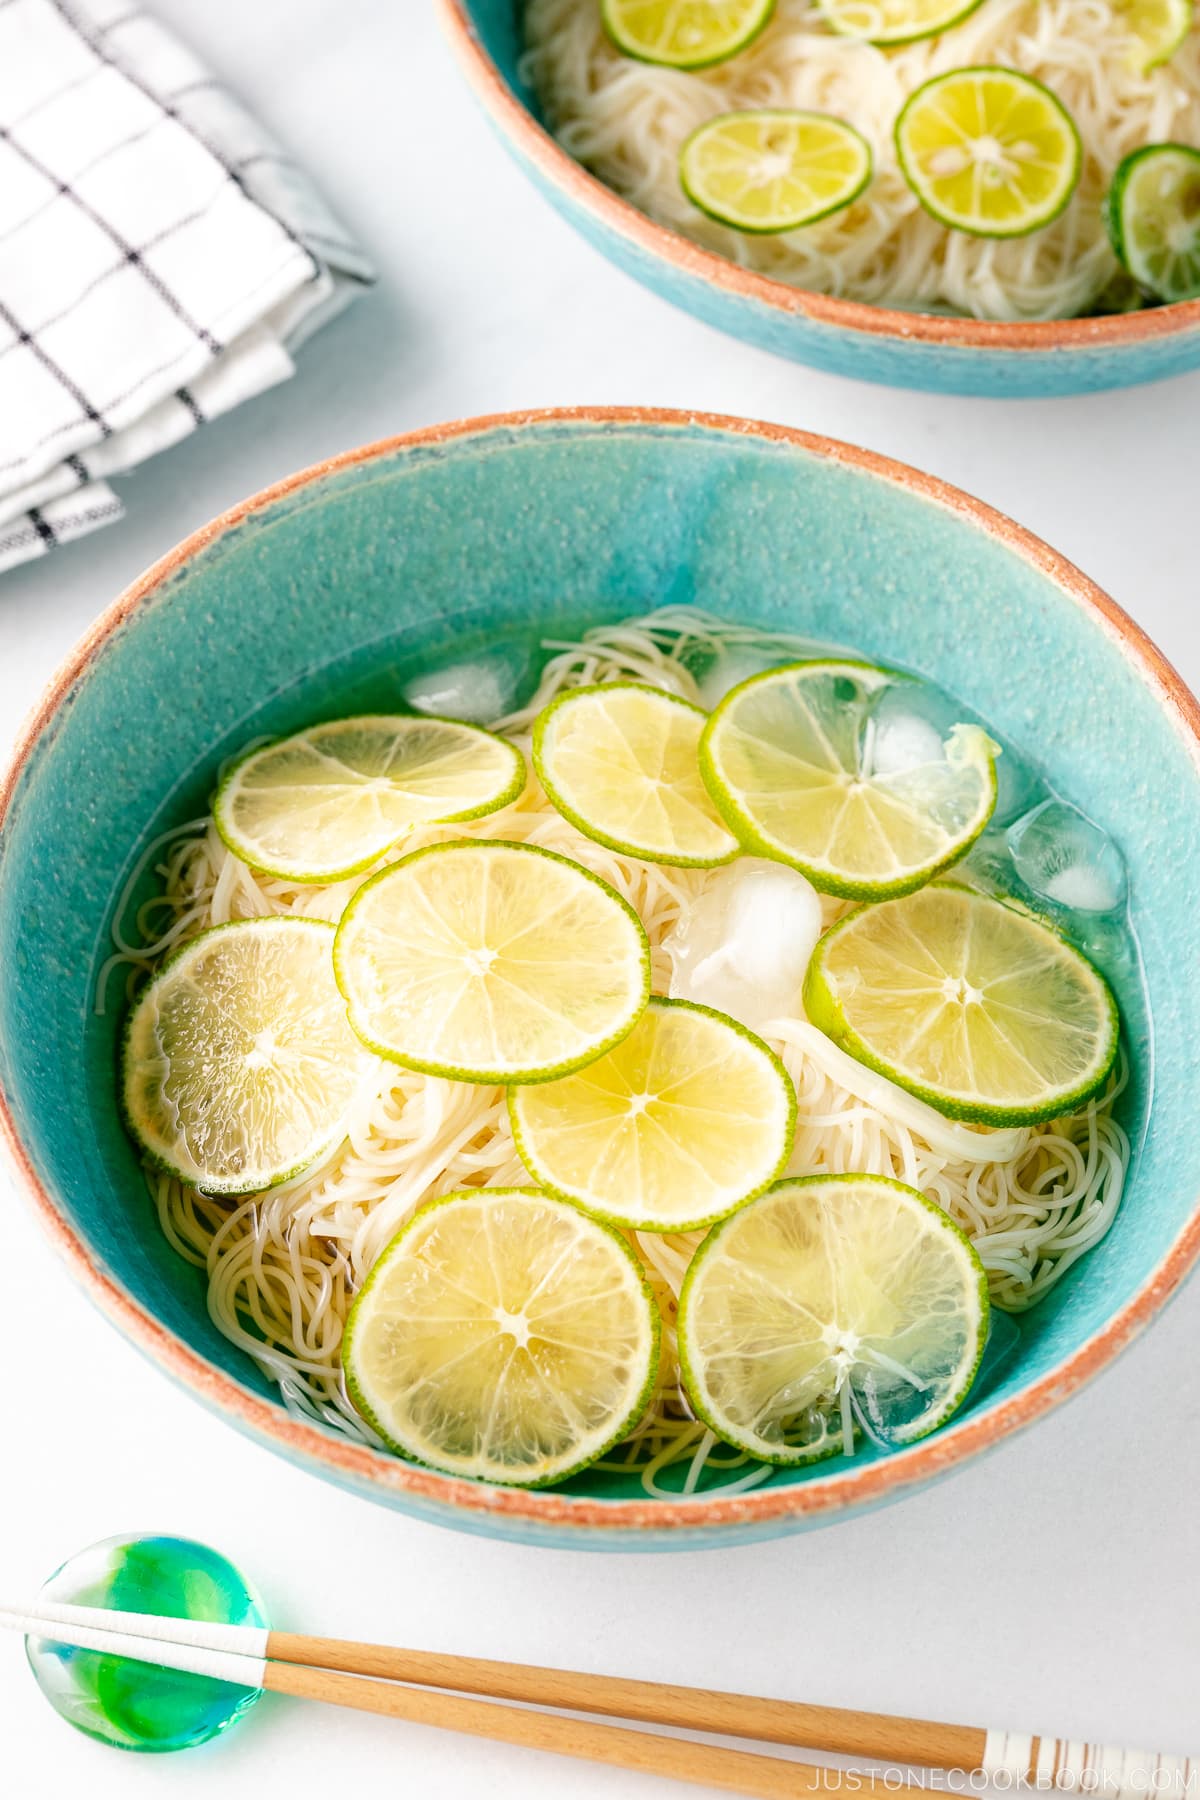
[2,1600,1193,1799]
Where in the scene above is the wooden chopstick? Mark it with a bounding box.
[6,1600,1196,1797]
[0,1603,889,1799]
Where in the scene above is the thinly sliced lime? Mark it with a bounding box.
[343,1188,659,1485]
[816,0,985,45]
[680,109,873,234]
[334,839,650,1084]
[1106,143,1200,302]
[533,683,738,867]
[699,661,997,899]
[804,883,1120,1125]
[509,996,795,1232]
[1114,0,1193,72]
[122,917,365,1194]
[602,0,775,68]
[214,715,525,884]
[679,1174,989,1463]
[895,67,1082,238]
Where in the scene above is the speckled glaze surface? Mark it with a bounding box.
[439,0,1200,397]
[2,408,1200,1550]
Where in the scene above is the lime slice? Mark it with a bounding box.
[804,883,1120,1126]
[122,917,365,1194]
[1106,143,1200,303]
[678,1173,989,1464]
[1113,0,1193,71]
[601,0,775,68]
[815,0,985,45]
[214,715,525,884]
[334,839,650,1083]
[343,1188,659,1485]
[509,996,795,1232]
[680,109,873,234]
[699,661,997,899]
[895,67,1083,238]
[533,683,738,867]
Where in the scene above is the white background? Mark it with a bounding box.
[2,5,1199,1797]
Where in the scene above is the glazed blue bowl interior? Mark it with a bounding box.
[450,0,1200,397]
[2,415,1198,1548]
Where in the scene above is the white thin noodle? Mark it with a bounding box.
[520,0,1200,321]
[112,605,1132,1497]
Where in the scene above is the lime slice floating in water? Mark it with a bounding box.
[343,1188,660,1485]
[680,109,873,233]
[804,883,1120,1126]
[679,1174,989,1463]
[1106,143,1200,302]
[699,661,997,899]
[815,0,985,44]
[122,917,366,1194]
[214,715,525,884]
[1113,0,1193,72]
[509,996,796,1232]
[334,839,651,1083]
[601,0,776,68]
[895,67,1083,237]
[533,683,738,866]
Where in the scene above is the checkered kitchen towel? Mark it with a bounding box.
[0,0,374,573]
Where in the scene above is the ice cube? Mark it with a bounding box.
[1006,799,1127,915]
[403,654,520,725]
[863,686,948,776]
[663,858,823,1032]
[694,646,786,711]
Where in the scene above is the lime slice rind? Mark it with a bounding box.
[680,109,873,235]
[343,1188,660,1486]
[895,67,1083,240]
[214,714,526,885]
[815,0,986,44]
[1115,0,1193,71]
[508,995,797,1233]
[804,882,1121,1127]
[699,660,998,899]
[1106,143,1200,304]
[601,0,776,69]
[533,683,739,868]
[122,916,366,1196]
[333,839,652,1085]
[678,1173,989,1466]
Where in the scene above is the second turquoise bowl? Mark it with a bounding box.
[439,0,1200,397]
[3,408,1200,1548]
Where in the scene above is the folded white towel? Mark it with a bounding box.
[0,0,374,572]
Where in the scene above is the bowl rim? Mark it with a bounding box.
[4,403,1200,1538]
[436,0,1200,357]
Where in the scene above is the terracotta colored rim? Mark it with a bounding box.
[436,0,1200,356]
[4,405,1200,1539]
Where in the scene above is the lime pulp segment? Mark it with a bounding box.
[509,996,796,1231]
[343,1189,660,1485]
[804,882,1120,1125]
[333,839,651,1083]
[678,1174,989,1464]
[601,0,776,68]
[1106,143,1200,302]
[699,661,997,898]
[122,916,366,1194]
[894,67,1083,238]
[1113,0,1194,71]
[680,109,873,234]
[533,682,738,866]
[815,0,986,44]
[214,714,525,884]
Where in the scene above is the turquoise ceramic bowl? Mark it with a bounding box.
[3,408,1199,1549]
[439,0,1200,398]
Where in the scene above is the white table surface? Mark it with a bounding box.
[3,5,1199,1796]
